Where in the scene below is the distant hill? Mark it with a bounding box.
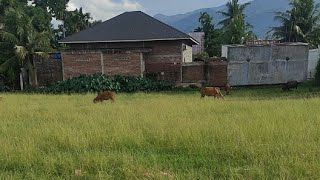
[154,0,320,38]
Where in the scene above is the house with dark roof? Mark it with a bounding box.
[59,11,198,81]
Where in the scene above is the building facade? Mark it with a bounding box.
[59,11,197,82]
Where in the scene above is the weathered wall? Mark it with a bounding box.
[188,32,204,55]
[182,60,228,86]
[308,48,319,79]
[103,51,142,76]
[223,43,309,86]
[182,62,204,83]
[34,54,63,86]
[62,51,102,80]
[182,44,193,63]
[62,40,187,82]
[144,41,183,81]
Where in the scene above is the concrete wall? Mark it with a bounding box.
[182,44,192,63]
[222,43,309,86]
[308,48,319,79]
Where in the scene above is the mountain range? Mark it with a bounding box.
[154,0,320,38]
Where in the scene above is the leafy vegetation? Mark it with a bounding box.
[218,0,254,44]
[195,0,255,57]
[270,0,320,47]
[0,88,320,179]
[41,74,175,93]
[196,12,224,57]
[0,0,101,89]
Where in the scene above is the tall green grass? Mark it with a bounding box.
[0,87,320,179]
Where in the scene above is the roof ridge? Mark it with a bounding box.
[59,11,198,44]
[138,11,197,42]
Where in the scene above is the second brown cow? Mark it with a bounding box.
[93,91,115,103]
[200,87,224,99]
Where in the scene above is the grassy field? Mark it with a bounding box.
[0,86,320,179]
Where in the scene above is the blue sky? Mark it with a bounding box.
[67,0,252,21]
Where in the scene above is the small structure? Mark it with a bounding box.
[308,48,320,79]
[182,57,228,86]
[188,32,205,55]
[222,43,309,86]
[59,11,198,82]
[33,53,63,86]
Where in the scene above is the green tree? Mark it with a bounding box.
[270,0,320,47]
[33,0,70,20]
[196,12,223,57]
[65,8,92,34]
[0,7,52,89]
[218,0,253,44]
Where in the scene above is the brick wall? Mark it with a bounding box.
[182,61,228,86]
[144,41,183,81]
[62,50,142,79]
[64,40,185,82]
[182,62,204,83]
[103,51,141,76]
[34,55,63,86]
[207,61,228,86]
[62,51,102,79]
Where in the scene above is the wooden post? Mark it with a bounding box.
[19,72,24,91]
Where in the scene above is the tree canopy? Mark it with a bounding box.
[270,0,320,47]
[0,0,100,89]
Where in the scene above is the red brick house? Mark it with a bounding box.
[59,11,198,81]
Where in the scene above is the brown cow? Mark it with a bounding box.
[224,84,231,95]
[200,87,224,99]
[93,91,115,103]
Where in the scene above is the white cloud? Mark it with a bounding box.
[67,0,143,21]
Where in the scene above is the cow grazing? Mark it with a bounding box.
[93,91,115,103]
[224,84,231,95]
[282,80,298,91]
[200,87,224,99]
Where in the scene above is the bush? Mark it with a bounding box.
[315,58,320,86]
[0,84,9,92]
[41,74,175,93]
[193,52,209,61]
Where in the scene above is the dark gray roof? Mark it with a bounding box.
[59,11,198,44]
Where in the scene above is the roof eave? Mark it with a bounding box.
[58,38,199,45]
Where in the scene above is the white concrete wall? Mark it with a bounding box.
[308,48,319,79]
[225,43,309,86]
[221,45,228,58]
[182,44,193,63]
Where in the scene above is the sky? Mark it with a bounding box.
[67,0,252,21]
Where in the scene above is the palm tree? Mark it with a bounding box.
[64,8,92,35]
[218,0,253,44]
[0,7,52,89]
[194,27,202,32]
[270,0,320,47]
